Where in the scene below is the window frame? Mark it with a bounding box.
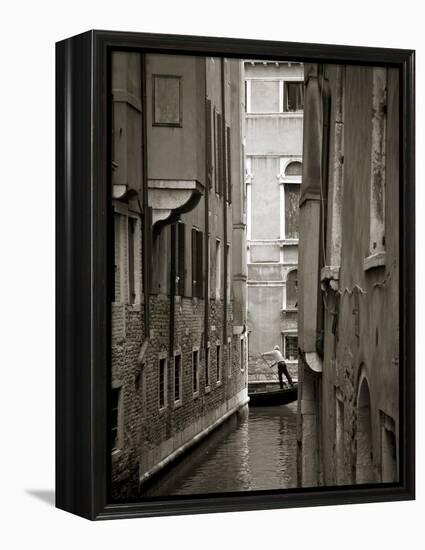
[173,352,183,406]
[158,355,168,411]
[216,342,222,385]
[192,347,200,398]
[283,80,304,113]
[245,77,304,115]
[152,74,183,128]
[282,332,298,362]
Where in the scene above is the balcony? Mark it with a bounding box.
[148,179,204,230]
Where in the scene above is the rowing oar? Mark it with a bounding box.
[259,354,276,370]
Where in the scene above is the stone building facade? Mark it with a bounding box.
[244,61,304,385]
[297,63,399,487]
[110,52,248,500]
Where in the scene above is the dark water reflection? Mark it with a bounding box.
[143,403,298,497]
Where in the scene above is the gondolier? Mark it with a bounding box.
[261,345,294,389]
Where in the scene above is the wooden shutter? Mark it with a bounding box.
[213,107,218,193]
[191,228,197,297]
[196,230,203,298]
[177,222,185,296]
[128,217,136,304]
[206,99,212,188]
[226,125,232,203]
[217,112,223,196]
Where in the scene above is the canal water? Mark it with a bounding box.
[143,402,298,497]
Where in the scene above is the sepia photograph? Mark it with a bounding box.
[109,51,400,500]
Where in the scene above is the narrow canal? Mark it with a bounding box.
[143,403,298,497]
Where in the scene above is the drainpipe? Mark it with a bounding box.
[221,58,228,349]
[140,53,150,338]
[204,61,210,371]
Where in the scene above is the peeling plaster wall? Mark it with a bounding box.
[298,63,399,487]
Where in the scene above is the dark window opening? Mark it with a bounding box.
[285,335,298,361]
[285,81,304,112]
[174,354,181,402]
[286,270,298,309]
[205,347,210,388]
[191,228,204,298]
[192,350,199,394]
[216,344,221,382]
[159,358,167,408]
[284,183,300,239]
[128,217,136,304]
[111,387,121,452]
[176,222,186,296]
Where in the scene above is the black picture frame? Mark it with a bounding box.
[56,30,415,521]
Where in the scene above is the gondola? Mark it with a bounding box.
[248,382,298,407]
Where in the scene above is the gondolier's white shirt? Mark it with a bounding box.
[262,349,285,364]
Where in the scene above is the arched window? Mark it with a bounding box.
[356,376,375,484]
[286,269,298,309]
[285,161,302,177]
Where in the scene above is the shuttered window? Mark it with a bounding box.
[174,354,182,403]
[128,217,136,304]
[176,222,185,296]
[216,112,223,196]
[206,99,213,188]
[226,125,232,203]
[191,228,203,298]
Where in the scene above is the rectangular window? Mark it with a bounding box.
[205,346,210,388]
[113,212,121,303]
[380,411,397,482]
[227,337,232,378]
[174,354,182,403]
[216,112,223,195]
[226,244,231,301]
[250,80,280,113]
[284,81,304,112]
[176,221,186,296]
[191,228,203,298]
[240,337,245,372]
[111,387,121,452]
[284,183,300,239]
[335,394,345,484]
[284,335,298,361]
[192,350,199,394]
[153,75,182,127]
[128,217,136,304]
[216,344,221,383]
[215,239,221,300]
[159,358,167,409]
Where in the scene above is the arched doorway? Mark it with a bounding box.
[356,376,374,484]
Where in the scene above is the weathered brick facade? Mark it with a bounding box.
[110,52,248,500]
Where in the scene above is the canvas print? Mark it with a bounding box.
[109,52,399,500]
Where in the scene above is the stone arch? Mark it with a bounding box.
[285,161,302,177]
[286,268,298,309]
[355,372,375,484]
